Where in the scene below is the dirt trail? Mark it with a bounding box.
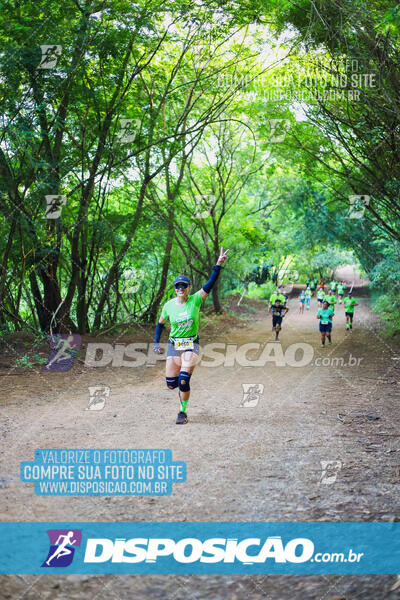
[1,280,400,600]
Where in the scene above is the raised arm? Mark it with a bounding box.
[199,247,230,300]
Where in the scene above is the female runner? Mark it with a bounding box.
[153,248,229,424]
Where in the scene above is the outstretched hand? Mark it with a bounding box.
[217,247,230,266]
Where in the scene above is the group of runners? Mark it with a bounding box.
[267,276,359,348]
[153,255,360,424]
[302,277,358,347]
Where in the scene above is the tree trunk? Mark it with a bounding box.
[76,222,89,333]
[76,275,89,333]
[29,272,47,332]
[92,176,148,330]
[0,216,17,325]
[211,281,222,313]
[30,267,76,333]
[142,212,175,323]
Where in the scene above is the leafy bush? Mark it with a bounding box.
[15,355,34,368]
[15,354,48,369]
[369,242,400,336]
[370,291,400,337]
[245,281,275,300]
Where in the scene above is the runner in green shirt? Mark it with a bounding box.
[344,291,358,330]
[317,301,334,347]
[310,279,316,295]
[317,288,325,306]
[305,286,312,310]
[269,289,286,315]
[330,279,337,292]
[337,281,346,304]
[324,290,337,313]
[153,247,230,424]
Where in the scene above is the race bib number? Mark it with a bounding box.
[321,320,329,325]
[173,337,194,351]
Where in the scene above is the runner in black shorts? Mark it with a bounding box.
[271,299,289,341]
[153,247,230,424]
[344,291,358,330]
[317,300,334,347]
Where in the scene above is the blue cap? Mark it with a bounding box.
[173,275,190,287]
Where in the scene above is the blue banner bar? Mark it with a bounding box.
[0,522,399,574]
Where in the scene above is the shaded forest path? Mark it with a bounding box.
[1,277,400,600]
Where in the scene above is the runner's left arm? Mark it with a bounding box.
[153,315,167,354]
[199,247,230,300]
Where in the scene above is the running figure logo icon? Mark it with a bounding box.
[37,45,62,69]
[241,383,264,407]
[194,194,214,219]
[119,118,140,143]
[319,460,342,485]
[87,385,110,410]
[45,195,67,219]
[267,119,290,143]
[43,334,82,372]
[122,268,145,294]
[41,529,82,567]
[347,195,370,219]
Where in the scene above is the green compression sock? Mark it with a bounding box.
[180,397,188,413]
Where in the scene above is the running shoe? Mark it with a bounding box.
[328,340,332,345]
[176,411,188,425]
[321,344,325,348]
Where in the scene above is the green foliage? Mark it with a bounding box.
[368,241,400,336]
[15,355,34,368]
[371,291,400,337]
[245,281,275,300]
[0,0,399,335]
[369,243,400,292]
[310,249,356,276]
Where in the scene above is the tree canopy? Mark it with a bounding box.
[0,0,399,335]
